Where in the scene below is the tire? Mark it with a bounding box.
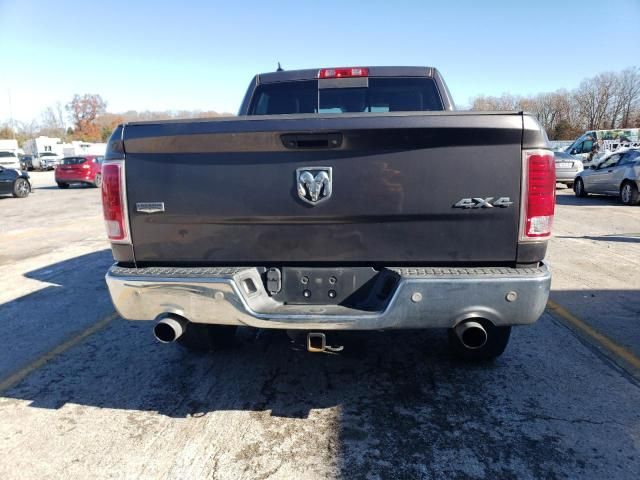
[57,182,69,189]
[12,178,30,198]
[574,177,588,197]
[177,324,237,352]
[93,173,102,188]
[620,182,640,206]
[448,319,511,361]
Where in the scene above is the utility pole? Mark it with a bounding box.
[8,89,16,139]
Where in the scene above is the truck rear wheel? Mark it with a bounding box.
[177,324,237,352]
[448,320,511,360]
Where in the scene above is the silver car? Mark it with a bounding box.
[574,148,640,205]
[554,151,583,187]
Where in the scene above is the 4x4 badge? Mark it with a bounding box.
[453,197,513,208]
[296,167,332,205]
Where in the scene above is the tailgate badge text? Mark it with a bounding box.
[453,197,513,209]
[136,202,165,214]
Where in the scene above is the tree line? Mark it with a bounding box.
[2,67,639,144]
[470,67,640,140]
[0,94,228,145]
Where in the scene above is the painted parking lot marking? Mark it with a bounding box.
[0,312,118,394]
[2,302,637,395]
[547,299,640,371]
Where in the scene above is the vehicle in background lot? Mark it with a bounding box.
[566,128,640,161]
[0,166,31,198]
[574,148,640,205]
[62,141,108,157]
[55,155,104,189]
[583,147,632,170]
[20,155,34,170]
[554,151,583,187]
[38,152,63,170]
[581,151,607,169]
[0,139,20,155]
[0,151,22,169]
[23,136,61,169]
[549,140,573,152]
[23,137,108,169]
[103,66,554,361]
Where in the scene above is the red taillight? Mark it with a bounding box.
[318,67,369,79]
[520,150,555,240]
[101,162,130,243]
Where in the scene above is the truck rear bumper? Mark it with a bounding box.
[105,263,551,330]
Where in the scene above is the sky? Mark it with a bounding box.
[1,0,639,123]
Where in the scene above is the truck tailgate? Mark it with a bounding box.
[122,112,524,265]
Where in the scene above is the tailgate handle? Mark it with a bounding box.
[281,133,342,149]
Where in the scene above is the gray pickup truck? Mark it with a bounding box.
[103,66,554,360]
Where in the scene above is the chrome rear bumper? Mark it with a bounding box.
[105,263,551,330]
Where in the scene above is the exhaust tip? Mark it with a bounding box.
[455,320,488,350]
[154,315,188,343]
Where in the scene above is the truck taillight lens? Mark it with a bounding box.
[520,149,555,240]
[318,67,369,79]
[101,161,130,243]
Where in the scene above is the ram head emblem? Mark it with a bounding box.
[296,167,332,205]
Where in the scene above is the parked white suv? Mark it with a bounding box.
[0,151,21,169]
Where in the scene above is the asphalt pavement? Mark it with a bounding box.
[0,172,638,479]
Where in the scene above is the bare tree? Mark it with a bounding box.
[18,119,40,139]
[471,94,520,111]
[574,73,617,130]
[41,102,67,137]
[470,67,640,139]
[617,67,640,128]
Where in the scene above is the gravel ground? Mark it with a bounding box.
[0,173,638,479]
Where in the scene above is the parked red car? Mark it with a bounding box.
[55,155,104,189]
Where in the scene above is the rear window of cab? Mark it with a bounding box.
[249,78,443,115]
